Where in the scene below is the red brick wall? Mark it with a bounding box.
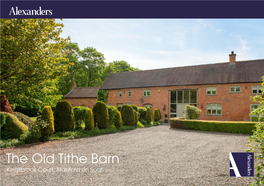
[65,98,97,109]
[106,82,261,121]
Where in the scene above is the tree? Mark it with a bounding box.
[101,60,140,82]
[0,19,70,104]
[247,76,264,186]
[77,47,106,87]
[58,42,80,95]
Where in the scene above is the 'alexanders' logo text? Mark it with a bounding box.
[9,6,52,16]
[229,152,254,177]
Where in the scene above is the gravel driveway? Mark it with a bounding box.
[0,123,255,186]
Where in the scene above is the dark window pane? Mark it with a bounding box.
[236,87,240,92]
[212,91,216,94]
[212,110,216,114]
[258,89,262,94]
[177,91,183,103]
[207,110,211,114]
[184,90,189,103]
[190,90,197,103]
[207,91,211,95]
[253,90,257,94]
[170,104,177,113]
[170,114,177,118]
[170,91,176,103]
[217,110,221,115]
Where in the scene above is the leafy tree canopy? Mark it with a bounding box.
[0,19,71,103]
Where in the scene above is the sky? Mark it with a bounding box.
[58,19,264,70]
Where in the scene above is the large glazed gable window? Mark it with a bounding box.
[252,85,263,94]
[230,86,241,93]
[143,90,150,97]
[206,104,222,115]
[206,87,216,95]
[119,91,122,97]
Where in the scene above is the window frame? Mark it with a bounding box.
[206,104,222,116]
[128,90,131,97]
[206,87,217,95]
[143,90,150,97]
[229,86,241,93]
[250,104,259,122]
[252,85,263,95]
[119,91,122,98]
[117,103,123,107]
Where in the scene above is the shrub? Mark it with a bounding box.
[184,105,201,119]
[20,117,48,143]
[115,111,122,127]
[137,121,144,128]
[134,110,139,125]
[121,104,135,126]
[0,112,28,140]
[73,106,87,129]
[138,107,147,121]
[158,109,161,120]
[132,105,138,112]
[54,100,74,132]
[85,108,94,130]
[92,101,109,129]
[170,118,256,134]
[13,112,33,130]
[15,105,41,117]
[0,138,25,148]
[107,106,118,126]
[1,112,6,128]
[117,106,122,112]
[41,106,54,136]
[154,109,161,121]
[146,107,152,123]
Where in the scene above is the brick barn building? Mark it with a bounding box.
[100,52,264,121]
[64,83,99,109]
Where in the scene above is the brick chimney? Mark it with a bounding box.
[229,51,236,64]
[72,81,76,89]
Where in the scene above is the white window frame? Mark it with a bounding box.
[206,87,216,95]
[128,90,131,97]
[252,85,263,95]
[106,103,111,106]
[117,103,123,107]
[119,91,122,97]
[143,90,150,97]
[230,86,241,93]
[206,104,222,115]
[125,102,131,105]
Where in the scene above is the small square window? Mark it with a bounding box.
[143,90,150,97]
[206,87,216,95]
[252,85,263,94]
[230,86,241,93]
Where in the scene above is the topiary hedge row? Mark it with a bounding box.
[121,104,135,126]
[154,109,161,121]
[134,110,138,125]
[85,108,94,130]
[93,101,109,129]
[0,112,28,139]
[73,106,88,129]
[138,107,147,121]
[146,107,152,123]
[107,106,118,126]
[41,106,55,136]
[170,118,256,134]
[115,111,122,127]
[54,100,74,132]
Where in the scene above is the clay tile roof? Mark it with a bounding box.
[100,59,264,90]
[65,87,99,98]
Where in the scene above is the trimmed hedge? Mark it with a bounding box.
[41,106,55,136]
[73,106,87,129]
[115,111,122,127]
[107,106,118,126]
[134,110,138,125]
[13,112,33,130]
[146,107,152,123]
[132,105,138,112]
[0,112,28,139]
[93,101,109,129]
[121,104,135,126]
[154,109,161,121]
[117,106,122,112]
[15,105,41,117]
[138,107,147,121]
[85,108,94,130]
[54,100,74,132]
[170,117,257,134]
